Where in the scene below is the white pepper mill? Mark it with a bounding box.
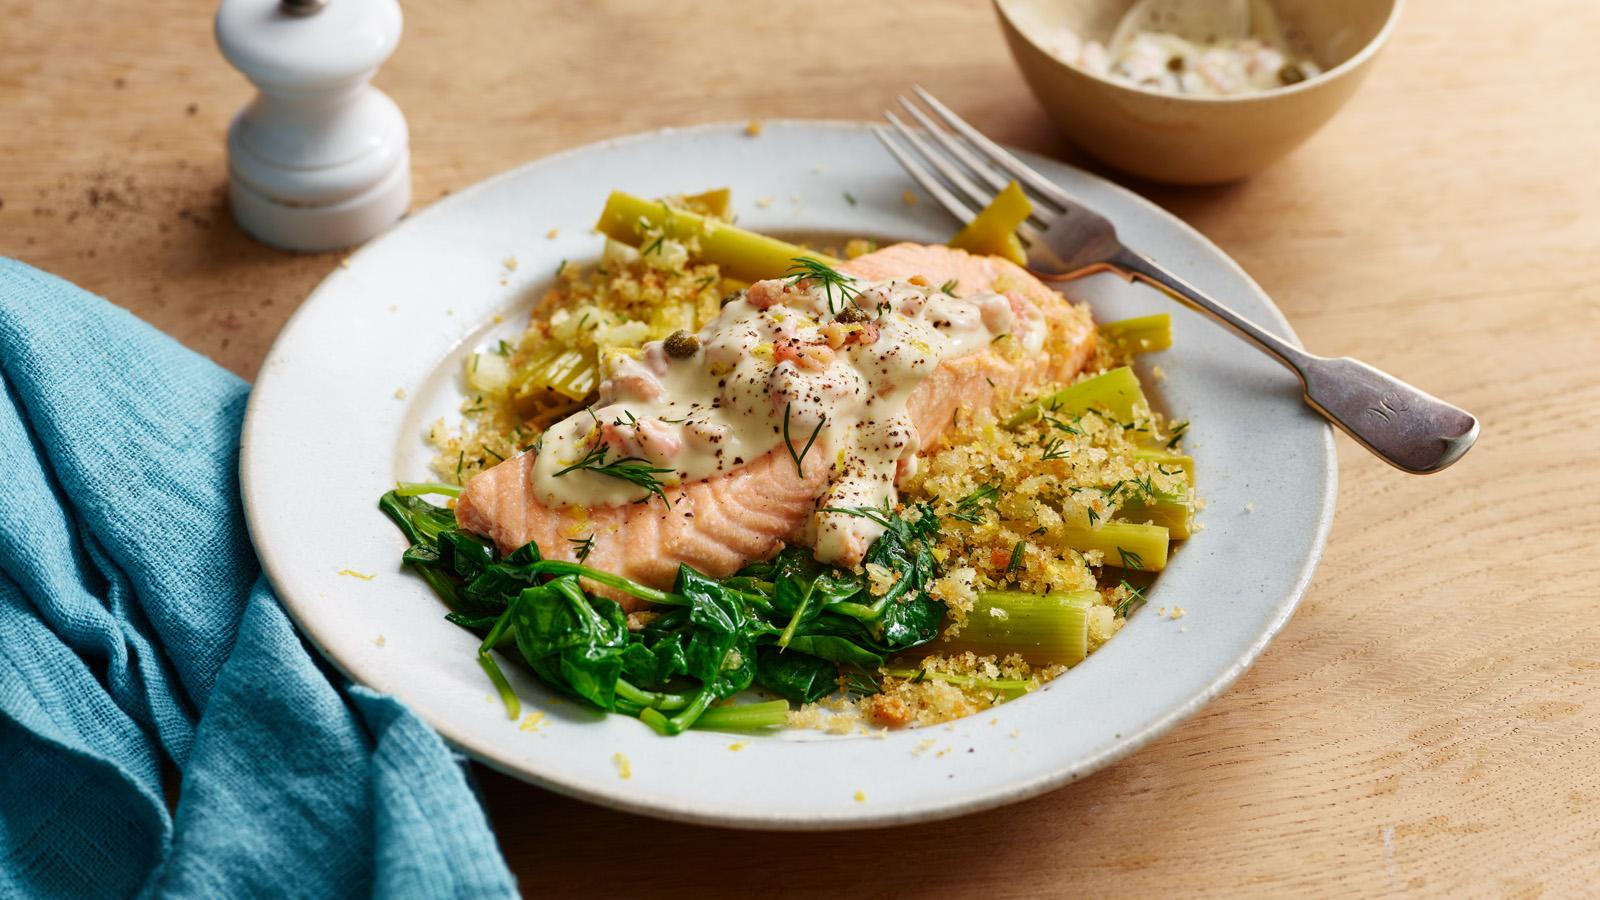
[216,0,410,252]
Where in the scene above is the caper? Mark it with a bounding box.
[834,305,871,324]
[1279,64,1307,86]
[663,330,700,358]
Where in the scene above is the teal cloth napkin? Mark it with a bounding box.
[0,259,517,898]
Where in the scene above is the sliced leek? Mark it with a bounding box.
[1097,313,1173,354]
[595,190,834,282]
[940,590,1099,666]
[1007,365,1150,428]
[949,181,1032,266]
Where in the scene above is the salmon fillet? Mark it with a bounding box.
[454,243,1097,609]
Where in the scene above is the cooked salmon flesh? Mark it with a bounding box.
[454,243,1097,609]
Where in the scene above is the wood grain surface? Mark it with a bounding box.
[4,1,1598,896]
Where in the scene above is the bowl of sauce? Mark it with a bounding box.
[995,0,1403,184]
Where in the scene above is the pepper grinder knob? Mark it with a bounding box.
[216,0,409,252]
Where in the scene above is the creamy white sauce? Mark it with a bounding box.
[1013,0,1321,97]
[528,274,1038,564]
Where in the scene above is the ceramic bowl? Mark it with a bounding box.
[995,0,1403,184]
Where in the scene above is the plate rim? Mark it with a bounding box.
[240,119,1337,830]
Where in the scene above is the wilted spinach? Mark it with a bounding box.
[379,490,950,734]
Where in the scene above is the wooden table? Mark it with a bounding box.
[5,0,1598,894]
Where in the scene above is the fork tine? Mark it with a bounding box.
[884,111,997,216]
[912,86,1078,212]
[871,126,977,225]
[895,97,1055,231]
[896,97,1008,195]
[877,125,1049,253]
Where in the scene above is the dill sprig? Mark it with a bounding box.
[1043,413,1083,436]
[938,278,959,295]
[842,669,882,695]
[1117,547,1145,570]
[1115,580,1146,617]
[1040,437,1071,461]
[948,483,1000,524]
[785,256,860,313]
[552,424,675,506]
[781,401,825,478]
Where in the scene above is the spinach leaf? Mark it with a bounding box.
[781,634,885,669]
[881,594,947,649]
[755,647,838,704]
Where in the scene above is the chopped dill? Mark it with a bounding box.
[843,191,858,206]
[569,535,595,563]
[640,233,666,257]
[1118,547,1145,570]
[1007,541,1025,573]
[556,258,568,277]
[781,401,825,478]
[1040,437,1071,461]
[990,333,1010,343]
[938,278,958,295]
[948,483,1000,524]
[494,339,513,357]
[1165,420,1189,449]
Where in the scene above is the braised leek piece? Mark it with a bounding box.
[1059,521,1170,570]
[1097,313,1173,354]
[595,190,835,282]
[940,590,1099,666]
[949,181,1032,265]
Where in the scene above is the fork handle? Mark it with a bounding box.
[1107,249,1479,474]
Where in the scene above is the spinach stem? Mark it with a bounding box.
[615,679,693,711]
[777,580,817,649]
[395,481,464,498]
[692,700,789,732]
[523,561,684,606]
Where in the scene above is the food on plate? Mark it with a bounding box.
[382,188,1194,735]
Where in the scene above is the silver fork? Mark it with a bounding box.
[875,87,1479,475]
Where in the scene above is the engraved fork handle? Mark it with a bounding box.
[1090,248,1479,474]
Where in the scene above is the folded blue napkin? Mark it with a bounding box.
[0,259,517,898]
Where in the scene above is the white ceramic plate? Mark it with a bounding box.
[241,121,1335,830]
